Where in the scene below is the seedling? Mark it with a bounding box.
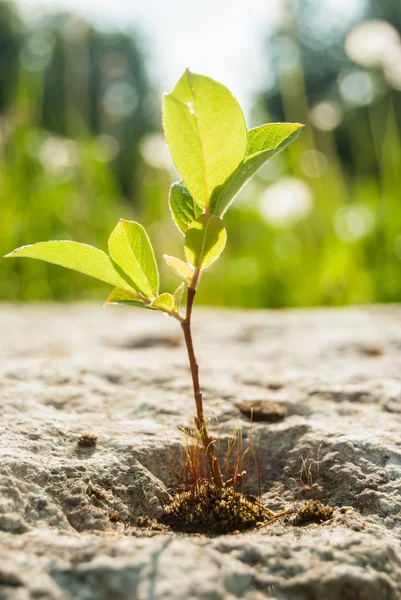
[290,443,324,500]
[289,444,333,526]
[5,70,303,489]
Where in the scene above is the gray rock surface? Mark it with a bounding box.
[0,303,401,599]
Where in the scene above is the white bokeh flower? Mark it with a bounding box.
[141,133,174,171]
[345,20,400,68]
[384,46,401,91]
[310,101,343,132]
[339,70,375,107]
[260,177,314,227]
[39,137,78,175]
[334,204,375,243]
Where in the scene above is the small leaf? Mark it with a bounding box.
[210,123,304,216]
[150,293,175,314]
[169,182,202,235]
[184,214,227,271]
[108,220,159,298]
[246,122,303,156]
[163,70,248,210]
[105,287,148,308]
[173,282,185,311]
[4,241,136,293]
[163,255,194,282]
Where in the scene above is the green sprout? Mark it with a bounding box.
[5,70,303,488]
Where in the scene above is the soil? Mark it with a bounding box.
[0,303,401,599]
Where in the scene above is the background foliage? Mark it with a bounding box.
[1,0,401,307]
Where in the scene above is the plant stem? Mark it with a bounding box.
[181,274,223,488]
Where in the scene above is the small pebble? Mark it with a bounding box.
[238,400,287,422]
[77,433,98,447]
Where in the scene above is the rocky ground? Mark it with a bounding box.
[0,303,401,599]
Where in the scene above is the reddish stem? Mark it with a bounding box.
[181,282,223,488]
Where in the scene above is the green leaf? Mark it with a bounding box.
[246,122,303,156]
[210,123,304,216]
[108,220,159,298]
[4,241,136,293]
[169,181,202,235]
[150,293,175,314]
[163,255,194,282]
[184,214,227,271]
[163,70,248,211]
[173,282,185,311]
[105,287,149,308]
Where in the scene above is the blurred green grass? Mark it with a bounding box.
[2,0,401,308]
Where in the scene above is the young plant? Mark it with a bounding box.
[5,70,303,489]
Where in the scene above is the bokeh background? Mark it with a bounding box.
[1,0,401,308]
